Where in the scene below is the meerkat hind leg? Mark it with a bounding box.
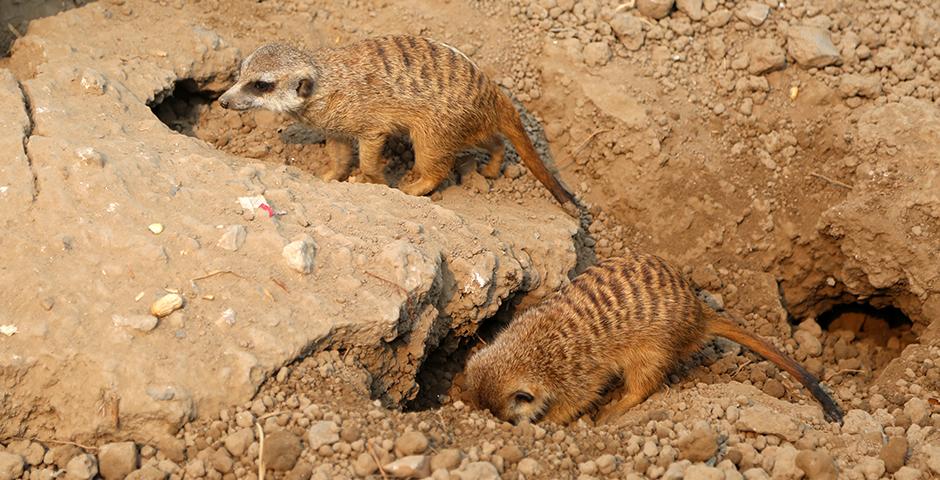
[594,354,669,425]
[322,137,355,182]
[356,134,389,185]
[479,136,505,179]
[399,135,455,196]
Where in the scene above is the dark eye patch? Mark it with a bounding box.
[513,391,534,403]
[251,80,276,93]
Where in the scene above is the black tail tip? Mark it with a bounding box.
[823,403,844,424]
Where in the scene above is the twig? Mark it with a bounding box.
[11,437,97,451]
[732,359,753,378]
[367,441,389,480]
[270,277,289,293]
[825,368,865,381]
[364,271,406,295]
[191,270,247,283]
[256,423,265,480]
[258,410,289,421]
[573,129,610,157]
[810,172,853,189]
[7,24,22,39]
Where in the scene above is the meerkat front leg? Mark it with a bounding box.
[356,133,389,185]
[322,136,355,182]
[594,352,670,425]
[399,133,455,196]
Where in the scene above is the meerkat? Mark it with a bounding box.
[218,36,578,215]
[462,252,844,426]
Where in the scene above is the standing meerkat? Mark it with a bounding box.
[218,35,577,215]
[462,252,844,426]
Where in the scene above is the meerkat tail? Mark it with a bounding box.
[496,95,577,213]
[705,313,844,424]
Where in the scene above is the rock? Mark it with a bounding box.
[66,454,99,480]
[184,459,205,478]
[46,445,83,469]
[217,225,247,251]
[795,450,837,480]
[841,409,885,456]
[496,445,523,464]
[282,235,316,274]
[838,74,882,98]
[912,17,940,47]
[904,397,930,426]
[5,440,44,467]
[763,379,785,398]
[431,449,463,471]
[893,466,922,480]
[286,460,314,480]
[736,2,769,26]
[685,464,724,480]
[395,431,429,456]
[856,457,885,480]
[0,453,24,480]
[771,445,801,479]
[595,454,616,474]
[742,468,770,480]
[126,465,167,480]
[454,461,499,480]
[872,48,903,68]
[637,0,675,20]
[209,448,234,474]
[517,458,542,477]
[736,405,802,441]
[677,426,718,462]
[879,436,908,473]
[353,452,378,477]
[609,14,646,51]
[383,455,430,478]
[787,26,841,67]
[676,0,704,21]
[663,460,691,480]
[223,427,255,457]
[112,314,159,332]
[98,442,139,480]
[582,42,611,67]
[925,443,940,474]
[262,430,302,471]
[745,38,786,75]
[307,421,340,450]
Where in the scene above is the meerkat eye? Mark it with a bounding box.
[252,80,275,93]
[513,391,534,404]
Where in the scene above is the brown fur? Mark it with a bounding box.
[462,252,844,426]
[218,36,577,215]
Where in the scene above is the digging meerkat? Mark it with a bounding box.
[218,35,578,216]
[462,252,845,426]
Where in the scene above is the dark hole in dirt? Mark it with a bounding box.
[150,79,219,137]
[818,301,915,348]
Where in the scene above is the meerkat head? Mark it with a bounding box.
[219,43,319,113]
[462,344,552,424]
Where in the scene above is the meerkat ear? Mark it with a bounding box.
[297,77,315,98]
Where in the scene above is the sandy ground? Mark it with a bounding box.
[1,0,939,479]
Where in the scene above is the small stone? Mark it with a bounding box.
[263,430,302,471]
[795,450,837,480]
[582,42,611,67]
[663,460,691,480]
[353,453,377,478]
[286,460,313,480]
[677,426,718,462]
[857,457,885,479]
[912,17,940,47]
[736,2,769,26]
[98,442,139,480]
[184,459,205,478]
[794,330,823,356]
[235,411,255,427]
[771,445,801,479]
[112,314,159,332]
[209,449,234,474]
[903,397,930,426]
[787,26,841,67]
[46,446,83,469]
[928,443,940,474]
[517,458,542,477]
[125,465,166,480]
[637,0,675,20]
[283,235,316,274]
[684,464,724,480]
[745,38,786,75]
[0,453,24,480]
[496,444,523,464]
[454,461,499,480]
[609,13,646,51]
[223,427,255,457]
[383,455,431,478]
[880,436,909,473]
[595,454,616,474]
[148,223,164,235]
[893,466,923,480]
[5,441,44,467]
[217,225,247,251]
[431,449,463,472]
[66,454,99,480]
[736,405,802,441]
[395,431,429,456]
[676,0,704,21]
[763,379,785,398]
[307,421,340,450]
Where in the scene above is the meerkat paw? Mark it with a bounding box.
[398,178,437,197]
[479,161,502,179]
[321,169,349,182]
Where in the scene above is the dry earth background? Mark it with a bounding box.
[1,0,939,479]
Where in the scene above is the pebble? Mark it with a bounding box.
[184,459,206,478]
[353,452,377,477]
[383,455,431,478]
[745,38,786,75]
[794,330,823,356]
[735,405,802,441]
[856,457,885,480]
[431,449,463,471]
[263,430,302,471]
[676,0,704,21]
[6,440,44,467]
[770,445,801,479]
[223,427,255,457]
[0,453,24,480]
[609,13,646,51]
[903,397,930,426]
[496,444,523,464]
[517,457,542,477]
[46,446,83,469]
[454,461,499,480]
[925,443,940,474]
[677,426,718,462]
[786,26,841,67]
[210,448,234,474]
[283,236,316,274]
[838,74,882,99]
[66,454,99,480]
[795,450,837,480]
[395,431,429,456]
[125,465,167,480]
[684,464,724,480]
[911,16,940,47]
[736,2,769,26]
[595,454,616,474]
[307,421,340,450]
[762,379,785,398]
[217,225,247,251]
[582,42,611,67]
[893,466,923,480]
[97,442,138,480]
[112,314,159,332]
[637,0,675,20]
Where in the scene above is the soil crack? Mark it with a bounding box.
[12,77,39,203]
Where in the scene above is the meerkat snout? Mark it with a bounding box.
[219,43,318,113]
[462,350,550,424]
